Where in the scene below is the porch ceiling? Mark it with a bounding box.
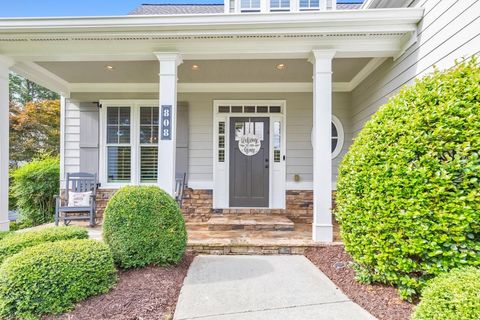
[36,58,371,83]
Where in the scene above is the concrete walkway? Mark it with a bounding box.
[174,255,376,320]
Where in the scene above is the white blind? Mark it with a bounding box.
[107,146,131,182]
[140,146,158,183]
[106,107,131,183]
[140,107,159,183]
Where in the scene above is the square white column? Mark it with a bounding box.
[155,52,182,196]
[310,50,335,242]
[0,56,14,231]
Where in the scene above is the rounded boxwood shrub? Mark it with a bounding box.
[336,58,480,299]
[412,267,480,320]
[103,186,187,268]
[0,226,88,264]
[0,239,116,319]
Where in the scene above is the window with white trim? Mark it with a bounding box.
[241,0,261,12]
[139,107,159,183]
[107,107,131,183]
[103,103,159,185]
[331,116,344,158]
[270,0,290,11]
[299,0,320,10]
[310,115,344,159]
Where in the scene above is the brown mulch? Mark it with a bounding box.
[305,246,415,320]
[45,254,195,320]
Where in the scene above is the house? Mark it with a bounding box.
[0,0,477,243]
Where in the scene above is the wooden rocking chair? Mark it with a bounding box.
[175,172,187,208]
[55,172,98,227]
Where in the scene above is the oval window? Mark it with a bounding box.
[310,115,344,159]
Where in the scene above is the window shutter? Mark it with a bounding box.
[79,103,99,175]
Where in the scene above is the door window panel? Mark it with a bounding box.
[273,121,281,162]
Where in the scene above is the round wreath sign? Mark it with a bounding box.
[238,133,261,156]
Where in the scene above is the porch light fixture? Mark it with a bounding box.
[276,63,286,70]
[105,65,115,71]
[191,64,200,71]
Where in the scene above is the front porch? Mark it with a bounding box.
[0,8,423,242]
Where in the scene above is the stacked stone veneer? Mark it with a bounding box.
[93,188,315,223]
[182,189,314,223]
[95,189,117,222]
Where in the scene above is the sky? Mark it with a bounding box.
[0,0,363,17]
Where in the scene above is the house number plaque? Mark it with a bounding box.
[161,105,172,140]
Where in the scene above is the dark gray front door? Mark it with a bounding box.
[230,117,269,207]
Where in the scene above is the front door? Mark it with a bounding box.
[229,117,269,207]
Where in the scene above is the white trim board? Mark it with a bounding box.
[11,61,71,97]
[0,9,423,34]
[69,80,377,94]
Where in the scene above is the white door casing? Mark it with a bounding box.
[213,100,286,209]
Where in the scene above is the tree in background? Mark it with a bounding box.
[9,73,59,106]
[9,73,60,166]
[9,100,60,166]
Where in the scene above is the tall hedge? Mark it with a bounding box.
[11,156,59,226]
[336,58,480,299]
[103,186,187,268]
[0,239,116,319]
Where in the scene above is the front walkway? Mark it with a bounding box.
[174,255,376,320]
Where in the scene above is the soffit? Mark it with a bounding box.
[37,58,371,83]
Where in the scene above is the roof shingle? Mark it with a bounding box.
[129,4,224,15]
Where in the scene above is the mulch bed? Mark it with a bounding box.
[46,253,195,320]
[305,246,415,320]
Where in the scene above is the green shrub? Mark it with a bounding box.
[0,232,11,241]
[103,186,187,268]
[8,220,32,232]
[11,156,59,226]
[0,239,116,319]
[336,58,480,299]
[8,170,16,211]
[0,226,88,264]
[412,267,480,320]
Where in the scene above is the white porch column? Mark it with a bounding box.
[155,52,182,196]
[0,56,14,231]
[310,50,335,242]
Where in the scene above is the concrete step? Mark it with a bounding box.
[207,214,295,232]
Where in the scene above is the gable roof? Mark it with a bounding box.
[130,2,362,15]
